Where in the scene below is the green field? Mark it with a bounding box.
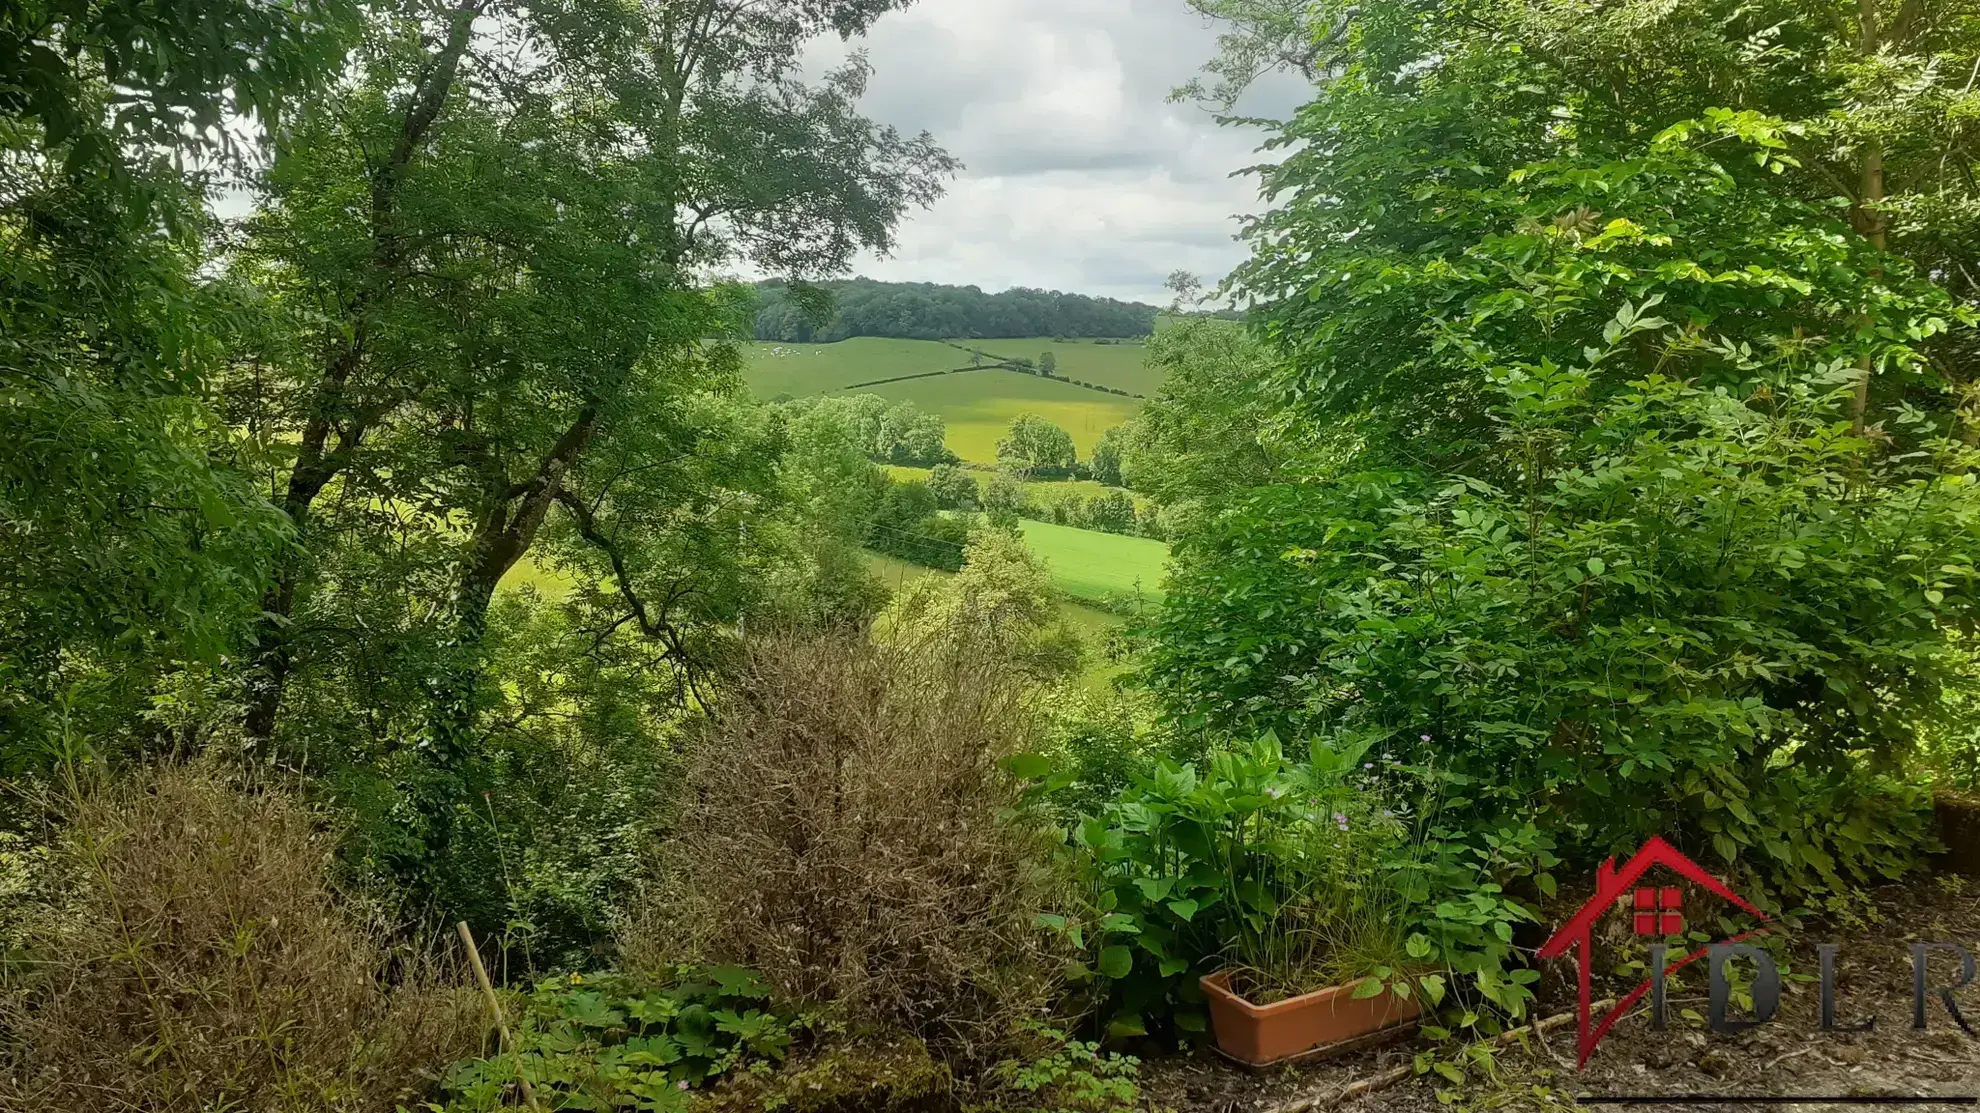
[966,339,1164,396]
[855,372,1137,464]
[1016,519,1167,604]
[742,337,962,397]
[741,337,1150,465]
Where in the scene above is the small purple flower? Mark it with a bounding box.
[1364,762,1374,769]
[1420,733,1432,742]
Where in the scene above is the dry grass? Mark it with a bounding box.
[0,765,484,1112]
[626,628,1064,1059]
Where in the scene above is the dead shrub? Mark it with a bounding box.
[0,765,484,1112]
[627,628,1064,1058]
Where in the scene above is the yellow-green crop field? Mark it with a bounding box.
[739,337,1148,465]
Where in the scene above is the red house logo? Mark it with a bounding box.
[1536,836,1770,1067]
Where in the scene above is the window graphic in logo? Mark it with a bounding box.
[1536,835,1770,1068]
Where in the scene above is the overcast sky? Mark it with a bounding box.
[800,0,1312,305]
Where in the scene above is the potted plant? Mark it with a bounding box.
[1032,732,1432,1058]
[1198,737,1426,1068]
[1200,970,1419,1068]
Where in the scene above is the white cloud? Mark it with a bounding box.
[804,0,1311,304]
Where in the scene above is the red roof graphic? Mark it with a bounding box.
[1537,836,1770,1067]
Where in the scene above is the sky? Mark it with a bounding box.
[798,0,1312,306]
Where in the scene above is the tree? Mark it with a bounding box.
[1229,0,1978,443]
[928,464,980,510]
[1151,0,1980,912]
[1163,269,1205,313]
[885,530,1083,678]
[223,0,957,932]
[1117,319,1285,514]
[1038,350,1057,377]
[1082,489,1137,535]
[1168,0,1350,108]
[1089,427,1125,487]
[995,414,1077,478]
[869,479,969,571]
[1,0,354,756]
[750,278,1158,341]
[983,471,1027,511]
[234,0,958,752]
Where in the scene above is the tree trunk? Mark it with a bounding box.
[426,406,602,750]
[1850,0,1889,434]
[242,2,487,749]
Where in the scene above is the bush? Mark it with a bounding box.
[869,479,971,570]
[929,464,981,510]
[885,531,1085,681]
[1081,491,1136,536]
[0,766,482,1112]
[1145,361,1975,901]
[628,629,1064,1058]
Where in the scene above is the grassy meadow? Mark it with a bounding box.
[740,337,1146,464]
[1015,519,1166,604]
[742,337,963,397]
[967,338,1164,395]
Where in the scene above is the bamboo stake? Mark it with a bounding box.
[1262,998,1615,1113]
[457,921,544,1112]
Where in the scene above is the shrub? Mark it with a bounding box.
[698,1037,955,1113]
[628,629,1064,1058]
[1145,359,1973,901]
[1081,491,1136,536]
[0,766,482,1112]
[929,464,981,510]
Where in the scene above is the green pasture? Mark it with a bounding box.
[1016,519,1167,605]
[742,337,960,397]
[740,337,1150,465]
[967,338,1164,395]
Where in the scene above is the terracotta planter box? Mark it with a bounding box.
[1200,970,1421,1069]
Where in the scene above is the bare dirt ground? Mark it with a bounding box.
[1139,874,1980,1113]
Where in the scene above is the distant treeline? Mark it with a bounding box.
[753,278,1159,342]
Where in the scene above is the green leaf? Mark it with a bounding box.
[1002,752,1053,780]
[1107,1012,1148,1039]
[1350,975,1385,999]
[1097,945,1134,980]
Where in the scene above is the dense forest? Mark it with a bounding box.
[4,0,1980,1109]
[750,277,1160,340]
